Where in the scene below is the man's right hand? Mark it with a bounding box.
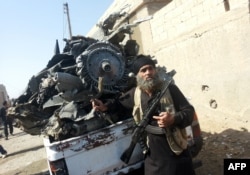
[153,112,174,128]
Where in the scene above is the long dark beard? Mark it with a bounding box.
[136,74,162,91]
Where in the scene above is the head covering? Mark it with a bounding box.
[132,55,156,75]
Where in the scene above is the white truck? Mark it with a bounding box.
[43,112,202,175]
[43,118,144,175]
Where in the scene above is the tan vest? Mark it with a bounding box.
[132,87,188,155]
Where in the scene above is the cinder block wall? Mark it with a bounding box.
[150,0,249,124]
[88,0,250,127]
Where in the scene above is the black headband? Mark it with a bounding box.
[133,56,156,74]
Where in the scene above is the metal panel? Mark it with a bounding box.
[44,118,144,175]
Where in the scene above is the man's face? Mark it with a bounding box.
[136,65,160,91]
[137,65,156,80]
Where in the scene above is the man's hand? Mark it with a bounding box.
[91,99,108,112]
[153,112,174,128]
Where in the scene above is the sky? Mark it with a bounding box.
[0,0,113,99]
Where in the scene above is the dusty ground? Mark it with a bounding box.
[0,127,48,175]
[0,112,249,175]
[194,112,250,175]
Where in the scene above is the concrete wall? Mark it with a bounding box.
[88,0,250,126]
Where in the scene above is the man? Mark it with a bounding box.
[0,101,14,140]
[92,55,196,175]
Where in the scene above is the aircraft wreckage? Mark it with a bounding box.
[7,9,171,142]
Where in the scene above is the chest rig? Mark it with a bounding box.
[132,87,188,155]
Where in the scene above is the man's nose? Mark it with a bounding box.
[145,69,153,75]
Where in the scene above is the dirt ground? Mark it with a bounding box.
[0,112,249,175]
[194,111,250,175]
[0,127,48,175]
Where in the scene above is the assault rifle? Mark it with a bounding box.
[120,70,176,163]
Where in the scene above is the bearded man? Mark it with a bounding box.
[92,55,196,175]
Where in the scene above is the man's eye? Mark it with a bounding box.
[139,66,154,73]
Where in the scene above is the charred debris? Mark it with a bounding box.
[8,6,172,142]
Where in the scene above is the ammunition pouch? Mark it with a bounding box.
[166,127,187,155]
[146,125,187,155]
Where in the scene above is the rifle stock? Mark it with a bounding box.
[120,138,137,164]
[120,70,175,163]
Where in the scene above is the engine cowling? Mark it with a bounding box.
[76,41,129,94]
